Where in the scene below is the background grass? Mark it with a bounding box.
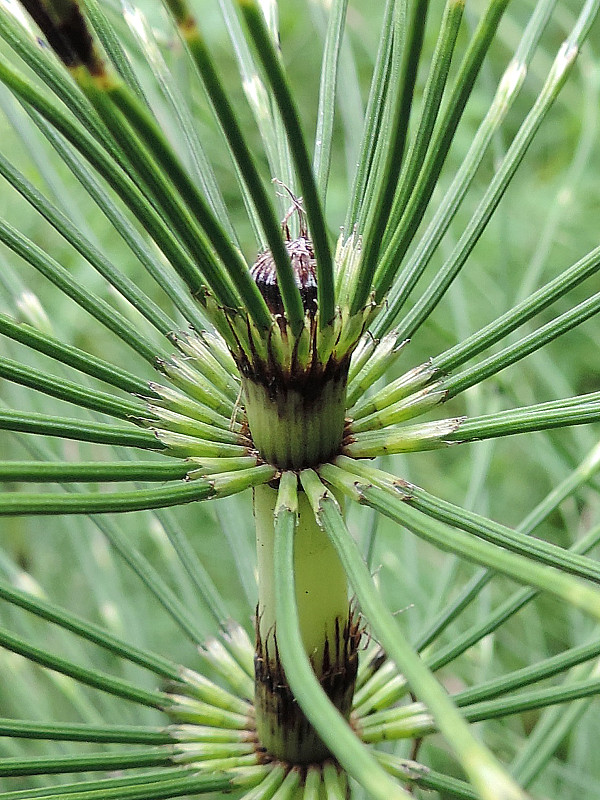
[0,1,600,797]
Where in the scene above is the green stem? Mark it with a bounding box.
[253,479,354,763]
[242,363,349,470]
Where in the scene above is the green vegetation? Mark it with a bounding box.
[0,1,599,798]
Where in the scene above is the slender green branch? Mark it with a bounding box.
[433,244,600,375]
[0,770,232,800]
[124,1,239,239]
[446,399,600,443]
[77,73,249,317]
[452,639,600,709]
[441,289,600,398]
[389,30,587,340]
[29,109,210,333]
[217,0,293,219]
[173,333,241,403]
[343,417,463,458]
[0,150,176,337]
[349,0,428,314]
[0,749,172,777]
[510,662,600,788]
[362,674,600,739]
[345,396,600,457]
[0,408,163,450]
[321,463,600,623]
[381,0,464,251]
[0,718,170,744]
[0,575,183,679]
[349,361,436,420]
[0,314,155,398]
[422,521,600,686]
[237,0,335,328]
[346,332,407,408]
[376,753,476,800]
[344,0,395,233]
[0,625,168,708]
[0,465,275,515]
[369,0,511,316]
[301,469,527,800]
[0,357,149,421]
[349,384,445,433]
[0,55,216,316]
[0,461,191,483]
[103,76,279,329]
[138,407,246,446]
[0,481,209,516]
[335,456,600,584]
[0,217,166,365]
[272,473,412,800]
[463,676,600,724]
[82,0,146,101]
[313,0,348,199]
[175,15,305,334]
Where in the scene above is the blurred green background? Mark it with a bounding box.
[0,1,599,796]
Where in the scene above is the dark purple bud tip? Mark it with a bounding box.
[250,237,317,317]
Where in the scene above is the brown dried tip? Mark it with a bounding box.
[250,236,317,317]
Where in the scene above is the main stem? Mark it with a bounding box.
[254,484,356,763]
[244,354,359,763]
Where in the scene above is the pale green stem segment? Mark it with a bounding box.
[273,473,413,800]
[254,480,348,673]
[300,469,528,800]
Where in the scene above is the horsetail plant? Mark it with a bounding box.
[0,0,599,798]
